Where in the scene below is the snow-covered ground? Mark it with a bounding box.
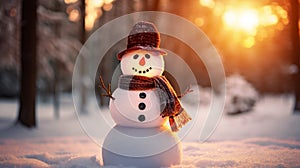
[0,94,300,167]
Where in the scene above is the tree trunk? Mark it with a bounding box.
[80,0,86,44]
[290,0,300,112]
[53,61,60,119]
[79,0,88,114]
[53,0,62,119]
[18,0,37,127]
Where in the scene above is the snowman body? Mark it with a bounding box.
[102,126,181,168]
[109,88,164,128]
[102,49,182,167]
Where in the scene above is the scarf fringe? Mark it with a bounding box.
[169,109,192,132]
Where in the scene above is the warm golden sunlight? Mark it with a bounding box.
[68,9,80,22]
[64,0,114,31]
[64,0,78,4]
[85,0,114,31]
[199,0,215,8]
[223,8,259,35]
[198,2,290,48]
[243,36,256,48]
[85,0,102,31]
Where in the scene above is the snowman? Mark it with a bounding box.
[100,21,191,168]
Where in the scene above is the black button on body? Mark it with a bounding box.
[139,92,146,99]
[138,102,146,110]
[138,114,145,122]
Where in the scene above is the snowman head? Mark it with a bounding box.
[120,49,165,77]
[118,21,166,77]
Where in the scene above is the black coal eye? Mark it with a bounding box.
[145,54,150,59]
[133,54,139,59]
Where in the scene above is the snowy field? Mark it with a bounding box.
[0,94,300,167]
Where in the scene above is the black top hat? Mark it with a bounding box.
[117,21,166,60]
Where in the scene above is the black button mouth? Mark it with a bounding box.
[138,114,146,122]
[132,67,152,74]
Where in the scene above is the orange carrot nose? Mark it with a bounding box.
[139,57,146,66]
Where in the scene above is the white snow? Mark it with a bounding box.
[0,93,300,167]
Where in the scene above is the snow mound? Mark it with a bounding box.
[180,74,259,115]
[61,156,101,168]
[0,155,49,168]
[225,74,259,114]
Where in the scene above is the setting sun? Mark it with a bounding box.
[239,10,259,32]
[223,8,259,35]
[220,3,288,48]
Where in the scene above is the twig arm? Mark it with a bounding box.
[99,76,115,100]
[178,85,193,98]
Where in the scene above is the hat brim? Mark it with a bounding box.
[117,46,167,60]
